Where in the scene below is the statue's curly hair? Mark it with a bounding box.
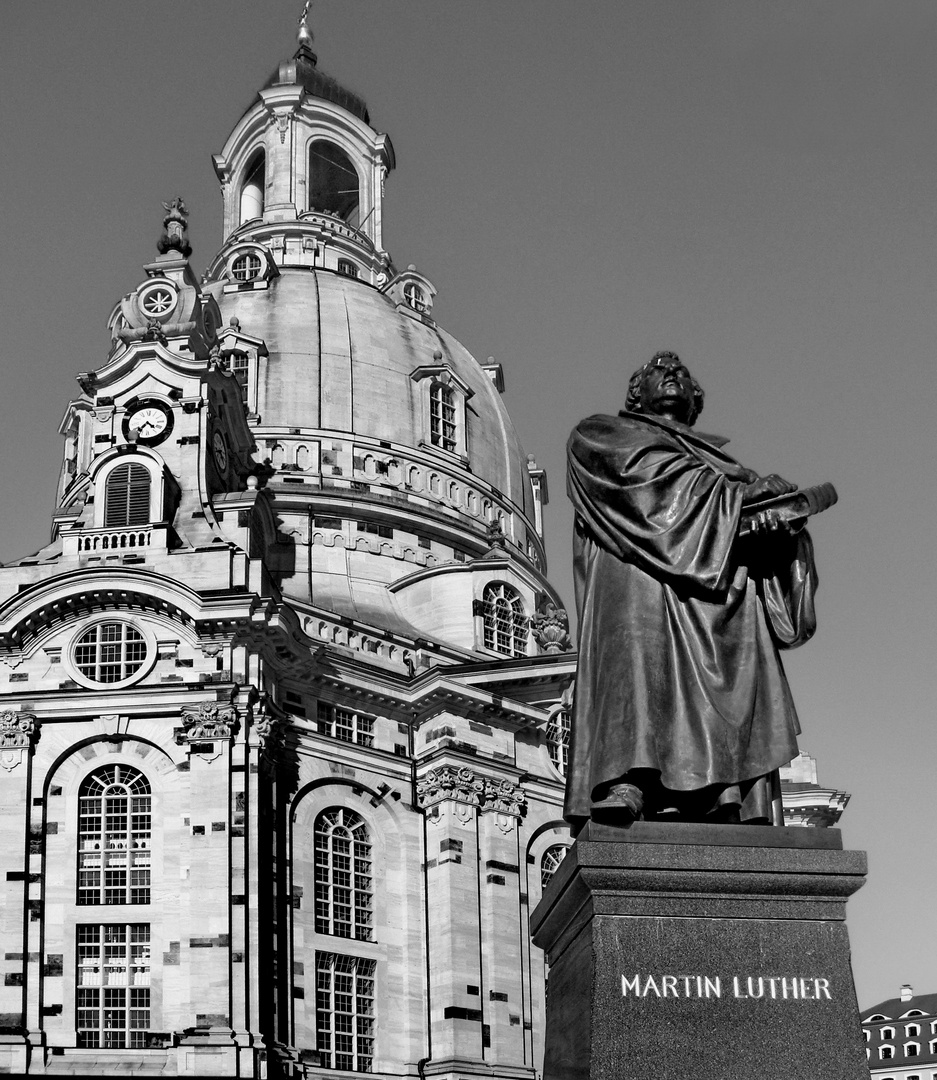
[625,350,704,425]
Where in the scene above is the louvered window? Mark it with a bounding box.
[104,464,151,527]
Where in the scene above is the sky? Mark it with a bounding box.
[2,1,936,1012]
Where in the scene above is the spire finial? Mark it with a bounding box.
[158,197,192,259]
[298,1,313,48]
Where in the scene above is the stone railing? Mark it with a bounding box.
[63,524,169,558]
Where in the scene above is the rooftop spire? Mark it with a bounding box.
[297,1,315,57]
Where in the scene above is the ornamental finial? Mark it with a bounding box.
[158,196,192,259]
[298,1,313,47]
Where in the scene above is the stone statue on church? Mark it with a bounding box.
[565,351,834,828]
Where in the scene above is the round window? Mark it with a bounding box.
[231,253,263,282]
[139,283,177,318]
[73,622,148,685]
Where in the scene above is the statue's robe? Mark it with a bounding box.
[565,410,818,823]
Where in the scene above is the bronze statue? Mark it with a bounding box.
[565,351,827,828]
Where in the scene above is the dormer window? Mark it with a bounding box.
[404,282,427,312]
[239,152,265,224]
[410,365,471,459]
[481,582,528,658]
[104,463,151,528]
[309,140,360,226]
[231,253,263,281]
[430,382,457,452]
[337,259,359,279]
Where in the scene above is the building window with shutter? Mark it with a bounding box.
[104,462,151,527]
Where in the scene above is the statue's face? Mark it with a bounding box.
[638,358,697,424]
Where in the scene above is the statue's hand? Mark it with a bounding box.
[747,509,806,536]
[741,474,797,505]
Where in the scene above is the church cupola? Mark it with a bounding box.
[210,16,395,285]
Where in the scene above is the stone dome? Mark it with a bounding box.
[215,268,535,524]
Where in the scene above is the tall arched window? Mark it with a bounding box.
[309,141,360,225]
[104,462,151,527]
[546,704,571,777]
[239,152,265,224]
[429,383,456,452]
[482,583,528,658]
[78,765,151,905]
[314,808,373,941]
[541,846,568,889]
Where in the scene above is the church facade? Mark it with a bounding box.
[0,28,575,1079]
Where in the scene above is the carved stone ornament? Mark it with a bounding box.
[417,766,527,821]
[0,711,38,772]
[530,602,572,654]
[252,694,286,753]
[174,701,239,745]
[416,766,484,810]
[158,196,192,258]
[482,776,527,818]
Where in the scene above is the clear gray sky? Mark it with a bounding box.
[2,2,935,1010]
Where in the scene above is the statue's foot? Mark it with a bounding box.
[592,782,644,825]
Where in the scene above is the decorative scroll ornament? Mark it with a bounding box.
[530,602,572,654]
[174,701,239,745]
[0,711,38,772]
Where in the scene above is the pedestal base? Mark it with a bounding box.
[530,822,868,1080]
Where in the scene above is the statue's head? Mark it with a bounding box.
[626,350,704,426]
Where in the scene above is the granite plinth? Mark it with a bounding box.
[530,822,868,1080]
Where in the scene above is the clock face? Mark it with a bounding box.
[212,430,229,472]
[122,400,173,446]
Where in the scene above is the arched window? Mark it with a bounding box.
[429,383,456,452]
[309,141,360,225]
[78,765,151,905]
[546,704,570,777]
[314,808,373,941]
[104,462,151,528]
[540,846,568,889]
[482,583,528,657]
[404,282,427,313]
[239,152,265,224]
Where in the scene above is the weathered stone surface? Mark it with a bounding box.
[531,824,868,1080]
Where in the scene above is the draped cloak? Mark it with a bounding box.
[565,410,818,823]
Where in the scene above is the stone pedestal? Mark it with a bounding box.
[530,822,868,1080]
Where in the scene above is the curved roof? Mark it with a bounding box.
[216,268,535,520]
[263,44,370,124]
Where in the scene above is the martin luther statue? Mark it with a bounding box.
[566,352,821,828]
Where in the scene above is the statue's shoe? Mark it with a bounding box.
[591,782,644,823]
